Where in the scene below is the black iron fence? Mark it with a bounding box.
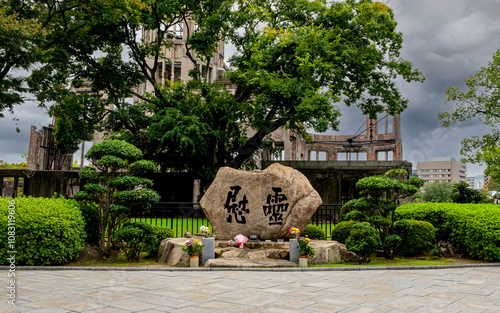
[134,202,342,239]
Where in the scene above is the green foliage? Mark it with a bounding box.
[0,197,85,265]
[302,224,326,240]
[451,182,485,204]
[396,203,500,261]
[439,49,500,170]
[331,221,357,244]
[345,222,381,264]
[114,222,156,262]
[75,140,160,255]
[86,140,143,163]
[28,0,423,179]
[421,181,453,203]
[399,220,436,256]
[0,161,27,169]
[147,226,175,258]
[342,169,424,259]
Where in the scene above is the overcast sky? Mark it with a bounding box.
[1,0,499,177]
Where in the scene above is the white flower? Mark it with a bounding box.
[200,225,207,232]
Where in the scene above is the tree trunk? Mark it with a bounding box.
[225,116,290,169]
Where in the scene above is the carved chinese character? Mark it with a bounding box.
[263,187,289,225]
[224,185,249,224]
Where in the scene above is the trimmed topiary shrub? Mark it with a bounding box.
[75,140,160,256]
[114,222,156,261]
[302,224,326,240]
[399,220,436,256]
[0,197,85,265]
[147,226,175,258]
[331,220,357,243]
[396,203,500,261]
[345,222,381,264]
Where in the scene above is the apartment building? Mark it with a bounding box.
[416,157,467,183]
[467,177,483,190]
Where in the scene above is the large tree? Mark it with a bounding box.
[29,0,424,178]
[420,181,453,203]
[0,0,91,118]
[439,49,500,178]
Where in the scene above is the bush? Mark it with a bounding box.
[331,220,357,243]
[114,222,156,261]
[147,226,175,258]
[345,222,381,264]
[399,220,436,256]
[78,202,100,246]
[302,224,326,240]
[396,203,500,261]
[0,197,85,265]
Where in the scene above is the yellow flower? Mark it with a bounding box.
[305,238,310,243]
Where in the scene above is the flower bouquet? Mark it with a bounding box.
[234,234,248,249]
[290,227,315,257]
[181,239,204,256]
[200,225,211,238]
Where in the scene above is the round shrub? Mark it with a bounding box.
[345,222,381,264]
[114,222,156,261]
[0,197,85,265]
[331,220,357,243]
[302,224,326,240]
[147,226,175,258]
[399,220,436,256]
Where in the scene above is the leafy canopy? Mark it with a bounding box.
[24,0,423,179]
[439,49,500,179]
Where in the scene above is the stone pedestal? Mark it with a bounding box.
[202,237,215,265]
[289,239,299,264]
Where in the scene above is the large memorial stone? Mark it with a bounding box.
[200,163,322,240]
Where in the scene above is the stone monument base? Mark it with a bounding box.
[157,237,358,267]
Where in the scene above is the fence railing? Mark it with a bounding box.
[133,202,342,239]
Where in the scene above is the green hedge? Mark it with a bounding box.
[0,197,85,265]
[331,220,357,244]
[396,203,500,261]
[399,220,436,256]
[302,224,326,240]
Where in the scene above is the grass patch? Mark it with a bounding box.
[130,217,335,239]
[131,217,212,238]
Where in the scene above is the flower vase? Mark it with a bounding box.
[189,255,199,267]
[299,256,308,267]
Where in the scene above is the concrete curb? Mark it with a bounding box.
[2,263,500,272]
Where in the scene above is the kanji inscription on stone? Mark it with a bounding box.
[263,187,289,225]
[224,185,249,224]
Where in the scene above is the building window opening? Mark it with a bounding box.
[174,62,181,82]
[164,62,171,82]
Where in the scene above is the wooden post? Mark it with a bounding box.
[13,177,19,198]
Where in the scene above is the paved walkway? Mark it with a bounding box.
[2,266,500,312]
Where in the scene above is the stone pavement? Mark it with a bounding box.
[2,266,500,313]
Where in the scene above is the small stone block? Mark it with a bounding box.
[245,242,263,249]
[263,242,275,249]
